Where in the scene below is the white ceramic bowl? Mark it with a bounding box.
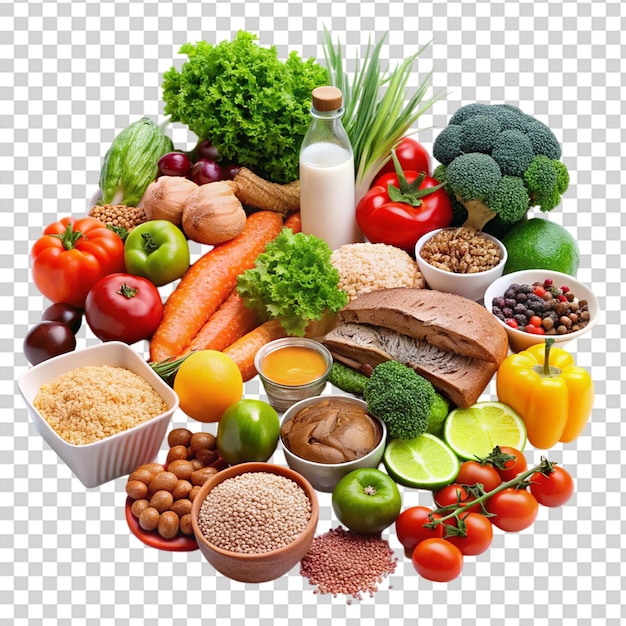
[483,269,600,353]
[17,342,179,488]
[415,227,507,301]
[280,396,387,493]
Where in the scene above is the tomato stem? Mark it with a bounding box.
[387,149,446,207]
[51,222,87,250]
[428,456,556,529]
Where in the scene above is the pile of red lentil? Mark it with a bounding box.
[299,526,398,603]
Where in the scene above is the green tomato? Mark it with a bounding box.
[124,220,190,287]
[332,468,402,535]
[217,399,280,465]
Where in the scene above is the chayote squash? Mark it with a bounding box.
[99,117,174,207]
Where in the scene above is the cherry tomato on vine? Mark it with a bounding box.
[455,461,502,493]
[434,483,481,515]
[529,466,575,507]
[394,506,444,552]
[486,488,538,532]
[494,446,528,482]
[411,538,464,583]
[445,512,493,556]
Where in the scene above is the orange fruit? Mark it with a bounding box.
[173,350,243,423]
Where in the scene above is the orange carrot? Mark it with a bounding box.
[222,319,287,382]
[284,211,301,233]
[176,290,261,358]
[149,211,284,362]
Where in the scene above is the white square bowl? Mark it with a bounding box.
[17,342,179,488]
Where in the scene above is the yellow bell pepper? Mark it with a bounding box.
[496,338,594,449]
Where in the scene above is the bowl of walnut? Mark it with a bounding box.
[415,226,507,301]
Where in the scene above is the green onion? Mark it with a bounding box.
[322,29,446,201]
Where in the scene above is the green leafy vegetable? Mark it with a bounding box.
[236,228,349,337]
[162,31,328,184]
[322,29,446,200]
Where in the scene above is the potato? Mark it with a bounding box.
[191,466,218,487]
[138,507,160,531]
[125,480,148,500]
[148,471,178,495]
[167,428,193,448]
[150,490,174,514]
[167,459,194,481]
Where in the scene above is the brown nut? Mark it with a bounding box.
[171,479,193,501]
[130,499,150,518]
[138,506,160,531]
[136,463,165,477]
[148,471,178,495]
[190,458,205,471]
[157,511,180,540]
[191,466,218,487]
[179,513,194,536]
[150,490,174,513]
[189,432,216,454]
[170,498,192,518]
[166,459,194,481]
[127,468,155,485]
[167,428,193,448]
[188,485,202,502]
[166,445,189,464]
[125,480,149,500]
[193,448,218,467]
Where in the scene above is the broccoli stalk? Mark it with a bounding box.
[432,103,569,231]
[363,360,436,440]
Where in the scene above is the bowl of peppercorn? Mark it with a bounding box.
[483,269,600,353]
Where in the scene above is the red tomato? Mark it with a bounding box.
[356,170,453,253]
[455,461,502,493]
[494,447,528,482]
[485,488,538,532]
[411,538,464,583]
[529,466,575,507]
[84,273,164,344]
[376,136,431,177]
[31,216,125,308]
[394,506,444,552]
[445,512,493,556]
[434,484,481,515]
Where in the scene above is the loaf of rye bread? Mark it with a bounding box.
[322,288,509,408]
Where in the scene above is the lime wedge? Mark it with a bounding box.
[383,433,460,490]
[443,401,527,461]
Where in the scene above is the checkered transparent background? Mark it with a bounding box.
[2,0,625,624]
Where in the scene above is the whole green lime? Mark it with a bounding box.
[501,218,579,276]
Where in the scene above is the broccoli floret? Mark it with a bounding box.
[524,120,562,160]
[486,176,530,223]
[445,153,502,202]
[432,124,463,166]
[448,102,490,125]
[425,392,450,437]
[491,129,534,176]
[432,103,570,230]
[488,104,533,132]
[459,114,501,154]
[363,361,436,440]
[523,154,568,211]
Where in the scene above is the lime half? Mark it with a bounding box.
[383,433,460,490]
[443,401,527,461]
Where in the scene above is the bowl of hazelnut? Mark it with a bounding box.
[415,226,507,301]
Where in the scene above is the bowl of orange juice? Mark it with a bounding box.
[254,337,333,412]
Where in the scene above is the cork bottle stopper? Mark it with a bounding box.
[311,86,343,112]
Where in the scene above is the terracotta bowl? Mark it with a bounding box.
[190,462,319,583]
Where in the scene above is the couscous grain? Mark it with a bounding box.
[197,472,311,554]
[331,242,424,301]
[33,365,168,445]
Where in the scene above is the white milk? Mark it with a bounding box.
[299,142,361,250]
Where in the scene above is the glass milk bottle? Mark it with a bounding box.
[299,86,362,249]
